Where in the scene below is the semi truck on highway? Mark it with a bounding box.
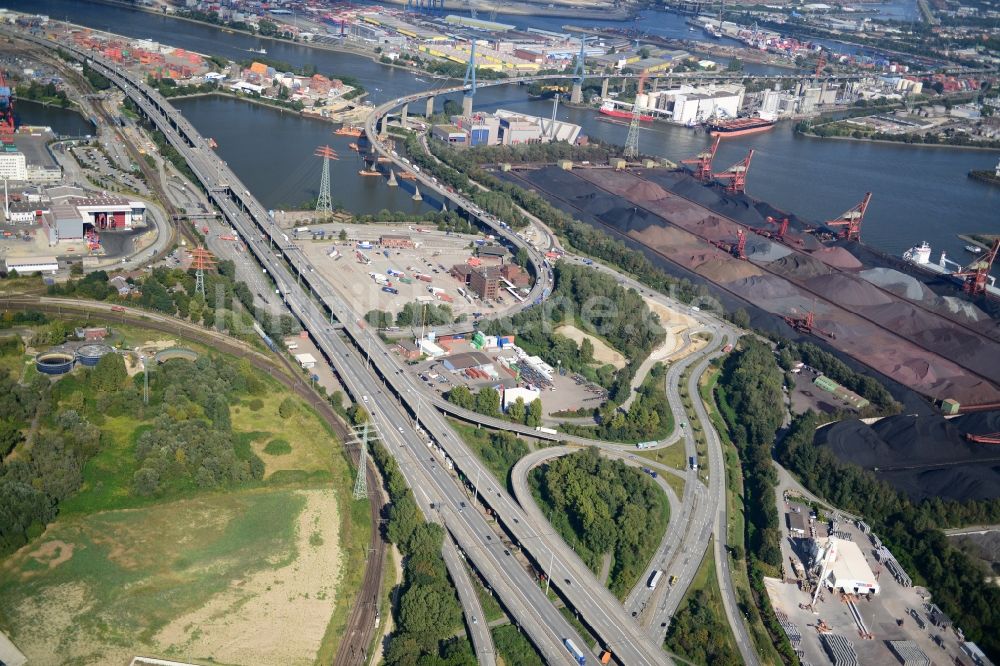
[535,426,557,435]
[648,570,663,590]
[563,638,586,665]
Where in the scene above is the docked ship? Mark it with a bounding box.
[703,23,722,39]
[706,117,776,137]
[335,125,363,137]
[599,101,654,122]
[903,241,1000,296]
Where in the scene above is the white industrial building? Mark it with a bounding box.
[0,149,28,181]
[502,386,541,410]
[814,537,880,595]
[494,109,582,144]
[294,352,317,369]
[644,84,744,125]
[5,256,59,274]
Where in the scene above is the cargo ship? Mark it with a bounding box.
[706,117,776,137]
[599,101,655,122]
[902,241,1000,296]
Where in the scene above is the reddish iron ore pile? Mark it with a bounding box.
[511,165,1000,406]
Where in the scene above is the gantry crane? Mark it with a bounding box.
[713,148,754,194]
[681,135,721,182]
[712,227,747,259]
[952,238,1000,297]
[750,216,790,243]
[826,192,872,242]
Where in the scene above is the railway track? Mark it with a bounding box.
[505,168,1000,403]
[0,295,387,666]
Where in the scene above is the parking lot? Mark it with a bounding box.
[294,223,526,323]
[71,145,149,195]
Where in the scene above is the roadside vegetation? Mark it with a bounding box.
[445,386,544,429]
[46,265,298,345]
[530,447,669,599]
[366,301,455,329]
[778,412,1000,659]
[664,539,741,665]
[370,441,475,665]
[714,337,799,664]
[449,420,530,487]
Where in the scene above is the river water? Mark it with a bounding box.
[16,98,94,135]
[7,0,999,265]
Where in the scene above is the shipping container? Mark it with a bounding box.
[564,639,586,666]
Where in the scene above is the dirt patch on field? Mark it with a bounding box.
[153,489,342,665]
[26,540,74,571]
[556,324,627,369]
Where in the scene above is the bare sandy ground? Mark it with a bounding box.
[153,488,342,665]
[556,324,627,368]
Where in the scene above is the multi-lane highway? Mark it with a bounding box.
[19,26,773,664]
[27,34,684,666]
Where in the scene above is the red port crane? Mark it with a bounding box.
[814,53,827,78]
[769,216,790,239]
[952,238,1000,297]
[825,192,872,242]
[711,227,747,259]
[713,148,754,195]
[783,309,836,339]
[681,135,720,182]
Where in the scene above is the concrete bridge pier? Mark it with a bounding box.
[401,103,408,128]
[651,77,661,92]
[570,81,583,104]
[425,95,435,118]
[600,78,609,98]
[462,94,473,118]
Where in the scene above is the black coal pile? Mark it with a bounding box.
[817,411,1000,501]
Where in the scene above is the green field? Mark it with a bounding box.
[0,323,367,666]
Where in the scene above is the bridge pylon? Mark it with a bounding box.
[463,40,477,117]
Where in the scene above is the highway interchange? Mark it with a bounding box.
[22,29,763,665]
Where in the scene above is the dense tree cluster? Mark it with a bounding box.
[665,590,741,665]
[448,141,620,167]
[493,625,543,664]
[0,406,102,556]
[533,447,668,597]
[82,61,111,90]
[714,338,799,664]
[371,442,473,666]
[396,302,454,328]
[15,80,70,108]
[778,412,1000,659]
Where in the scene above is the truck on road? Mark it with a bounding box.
[382,286,399,294]
[563,639,586,666]
[535,426,557,435]
[648,570,663,590]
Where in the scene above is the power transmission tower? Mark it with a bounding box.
[624,75,646,160]
[314,145,339,216]
[352,422,374,500]
[188,246,217,298]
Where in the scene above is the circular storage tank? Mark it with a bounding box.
[76,343,116,367]
[35,351,75,375]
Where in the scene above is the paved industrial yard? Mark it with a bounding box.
[293,223,525,322]
[769,495,967,666]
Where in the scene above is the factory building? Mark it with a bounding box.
[816,538,880,596]
[502,386,541,410]
[4,200,47,224]
[379,234,415,249]
[431,124,468,145]
[647,84,744,124]
[441,351,494,374]
[5,256,59,274]
[73,195,146,230]
[469,265,501,300]
[0,147,27,181]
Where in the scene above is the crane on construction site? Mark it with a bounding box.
[952,237,1000,297]
[681,135,721,182]
[825,192,872,242]
[713,148,753,194]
